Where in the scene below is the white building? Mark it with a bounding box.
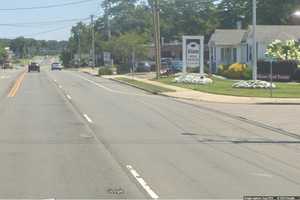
[208,25,300,73]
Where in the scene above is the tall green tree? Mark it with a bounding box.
[218,0,300,29]
[157,0,219,42]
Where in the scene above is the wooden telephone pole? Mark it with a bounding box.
[152,0,161,79]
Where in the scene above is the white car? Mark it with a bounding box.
[51,63,63,71]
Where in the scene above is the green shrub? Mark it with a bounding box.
[98,67,113,76]
[219,63,249,79]
[243,68,253,80]
[117,64,131,74]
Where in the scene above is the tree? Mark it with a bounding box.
[0,44,7,64]
[159,0,219,41]
[218,0,300,29]
[265,40,300,61]
[106,32,148,65]
[60,49,72,67]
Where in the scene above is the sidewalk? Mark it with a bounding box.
[79,67,99,76]
[80,69,300,104]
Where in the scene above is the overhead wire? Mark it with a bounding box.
[0,0,98,11]
[0,17,91,27]
[22,17,91,37]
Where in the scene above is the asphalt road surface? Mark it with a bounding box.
[0,67,299,199]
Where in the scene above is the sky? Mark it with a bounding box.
[0,0,102,41]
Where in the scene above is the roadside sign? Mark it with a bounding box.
[182,36,204,74]
[103,52,111,62]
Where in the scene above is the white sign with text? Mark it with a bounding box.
[182,36,204,74]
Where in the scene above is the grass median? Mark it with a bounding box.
[115,77,175,94]
[156,76,300,98]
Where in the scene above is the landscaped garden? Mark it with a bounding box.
[157,76,300,98]
[155,39,300,98]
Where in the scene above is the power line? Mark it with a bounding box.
[0,17,90,27]
[22,26,73,38]
[20,15,94,38]
[0,0,97,11]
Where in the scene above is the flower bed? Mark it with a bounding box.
[232,80,276,89]
[173,73,213,84]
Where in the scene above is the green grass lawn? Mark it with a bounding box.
[157,76,300,98]
[116,77,175,94]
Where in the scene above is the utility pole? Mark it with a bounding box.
[91,14,96,68]
[78,29,81,67]
[153,0,161,79]
[252,0,257,80]
[104,0,111,40]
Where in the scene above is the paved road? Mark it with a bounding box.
[0,67,299,199]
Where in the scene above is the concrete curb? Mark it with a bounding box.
[111,78,300,105]
[79,71,300,105]
[109,78,159,95]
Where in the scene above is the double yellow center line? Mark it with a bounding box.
[7,71,26,98]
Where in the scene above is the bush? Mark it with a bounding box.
[221,63,248,79]
[98,67,113,76]
[243,68,253,80]
[293,68,300,82]
[117,64,131,74]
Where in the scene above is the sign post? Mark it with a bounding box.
[266,56,277,98]
[103,51,111,67]
[270,60,273,98]
[182,36,204,74]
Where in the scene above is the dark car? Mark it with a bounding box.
[28,62,40,72]
[161,57,173,69]
[135,61,151,72]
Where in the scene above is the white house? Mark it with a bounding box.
[209,25,300,73]
[208,29,246,73]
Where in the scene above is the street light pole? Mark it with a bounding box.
[252,0,257,80]
[91,14,96,68]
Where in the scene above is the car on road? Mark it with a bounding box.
[28,62,40,72]
[51,63,63,71]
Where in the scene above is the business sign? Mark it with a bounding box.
[182,36,204,74]
[103,52,111,62]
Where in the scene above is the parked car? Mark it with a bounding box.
[51,63,63,71]
[161,57,173,69]
[28,62,40,72]
[160,68,173,76]
[170,60,183,72]
[135,61,151,72]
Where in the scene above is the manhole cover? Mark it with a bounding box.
[107,188,125,195]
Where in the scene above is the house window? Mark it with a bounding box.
[246,44,249,62]
[233,48,237,62]
[221,48,225,62]
[221,47,234,64]
[249,46,252,61]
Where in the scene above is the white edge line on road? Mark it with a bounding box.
[69,71,150,97]
[83,114,93,124]
[126,165,159,199]
[66,94,72,100]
